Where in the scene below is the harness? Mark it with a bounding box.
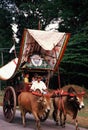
[57,90,67,115]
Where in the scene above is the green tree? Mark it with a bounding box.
[0,0,88,88]
[60,22,88,88]
[57,0,88,88]
[0,7,13,65]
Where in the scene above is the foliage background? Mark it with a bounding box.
[0,0,88,88]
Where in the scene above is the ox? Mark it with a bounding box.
[52,87,85,130]
[18,91,51,130]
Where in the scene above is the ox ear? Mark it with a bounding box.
[68,96,75,101]
[77,91,86,96]
[81,91,85,96]
[37,97,44,103]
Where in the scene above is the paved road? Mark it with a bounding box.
[0,106,88,130]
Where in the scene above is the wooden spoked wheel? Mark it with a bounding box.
[3,86,16,122]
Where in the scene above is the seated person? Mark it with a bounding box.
[31,75,37,83]
[24,73,29,83]
[24,73,31,91]
[30,75,47,94]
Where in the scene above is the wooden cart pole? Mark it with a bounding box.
[58,67,61,89]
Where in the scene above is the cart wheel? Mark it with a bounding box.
[3,86,16,122]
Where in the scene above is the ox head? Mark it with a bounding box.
[33,93,52,121]
[37,94,51,113]
[32,91,52,113]
[76,92,85,109]
[67,87,85,110]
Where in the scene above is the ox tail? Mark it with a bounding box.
[18,94,22,108]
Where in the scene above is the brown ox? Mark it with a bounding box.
[18,91,51,130]
[52,87,85,130]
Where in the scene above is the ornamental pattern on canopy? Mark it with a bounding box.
[21,29,69,71]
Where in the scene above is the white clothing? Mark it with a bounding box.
[31,80,47,93]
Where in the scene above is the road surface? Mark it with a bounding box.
[0,106,88,130]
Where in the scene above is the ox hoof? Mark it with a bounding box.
[56,122,59,126]
[35,128,42,130]
[62,125,65,128]
[23,124,26,127]
[39,128,42,130]
[77,128,80,130]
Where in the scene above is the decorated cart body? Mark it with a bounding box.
[0,29,70,122]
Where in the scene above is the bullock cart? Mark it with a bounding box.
[0,29,70,123]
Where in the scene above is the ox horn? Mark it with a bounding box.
[32,91,42,96]
[77,91,86,96]
[81,91,86,95]
[43,91,56,98]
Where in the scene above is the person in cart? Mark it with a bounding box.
[23,73,32,91]
[30,75,47,94]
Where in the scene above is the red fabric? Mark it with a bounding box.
[24,83,31,91]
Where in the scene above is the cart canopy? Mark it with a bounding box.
[0,29,70,80]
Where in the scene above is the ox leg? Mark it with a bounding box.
[36,120,41,130]
[60,110,66,128]
[75,119,80,130]
[62,114,66,128]
[21,110,26,127]
[33,111,42,130]
[55,109,59,125]
[59,110,63,126]
[53,109,59,125]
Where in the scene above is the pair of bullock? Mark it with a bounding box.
[18,85,85,130]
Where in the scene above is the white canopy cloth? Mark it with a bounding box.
[0,58,18,80]
[27,29,65,50]
[0,29,70,80]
